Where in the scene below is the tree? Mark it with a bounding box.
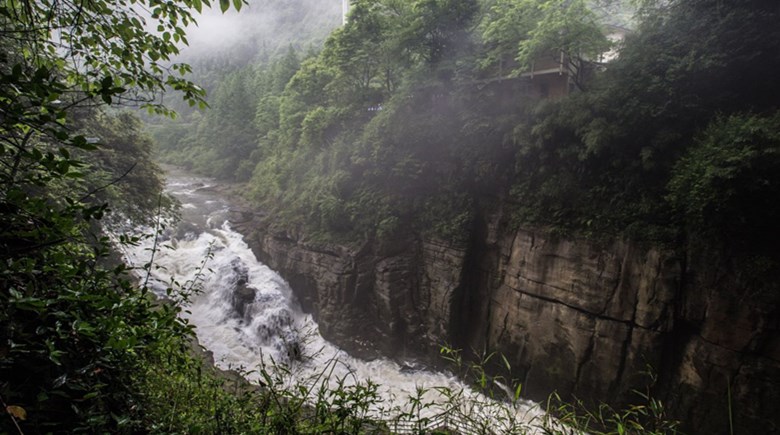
[324,0,388,95]
[404,0,478,66]
[277,57,337,147]
[517,0,610,89]
[1,0,240,114]
[322,0,414,102]
[193,67,259,179]
[478,0,610,88]
[478,0,537,75]
[668,112,780,254]
[1,0,243,431]
[510,0,780,239]
[76,110,170,223]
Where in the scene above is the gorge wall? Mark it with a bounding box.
[232,202,780,433]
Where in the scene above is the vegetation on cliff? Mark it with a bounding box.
[155,0,780,262]
[514,0,780,241]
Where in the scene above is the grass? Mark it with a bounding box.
[129,339,684,434]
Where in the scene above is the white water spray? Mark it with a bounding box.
[123,171,548,433]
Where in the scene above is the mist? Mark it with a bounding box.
[178,0,341,59]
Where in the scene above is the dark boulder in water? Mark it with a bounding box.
[228,258,255,319]
[231,284,256,320]
[174,221,201,240]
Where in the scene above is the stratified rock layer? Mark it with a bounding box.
[231,203,779,434]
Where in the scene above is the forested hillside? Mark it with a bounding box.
[147,0,342,177]
[157,0,611,235]
[156,0,779,263]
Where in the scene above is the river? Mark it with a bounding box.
[122,169,548,433]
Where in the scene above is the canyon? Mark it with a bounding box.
[229,199,780,434]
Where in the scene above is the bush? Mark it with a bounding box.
[668,111,780,254]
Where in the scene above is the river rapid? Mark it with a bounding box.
[122,169,547,433]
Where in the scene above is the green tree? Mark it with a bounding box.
[1,0,238,113]
[76,110,170,223]
[0,0,243,431]
[668,112,780,254]
[478,0,537,75]
[517,0,610,89]
[194,67,259,179]
[324,0,389,96]
[277,57,337,147]
[403,0,479,66]
[478,0,610,87]
[511,0,780,239]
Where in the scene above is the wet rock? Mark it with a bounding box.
[479,229,678,403]
[228,259,254,319]
[231,284,256,320]
[234,203,779,433]
[174,221,201,240]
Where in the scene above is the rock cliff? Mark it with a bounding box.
[231,203,779,433]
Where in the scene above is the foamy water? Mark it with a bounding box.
[122,172,549,433]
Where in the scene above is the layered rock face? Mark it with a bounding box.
[237,223,464,361]
[464,219,679,402]
[232,206,779,433]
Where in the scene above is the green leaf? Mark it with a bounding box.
[219,0,229,13]
[232,0,242,12]
[501,353,511,371]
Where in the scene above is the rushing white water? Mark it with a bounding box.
[122,171,548,433]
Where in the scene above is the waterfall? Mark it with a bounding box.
[122,171,547,433]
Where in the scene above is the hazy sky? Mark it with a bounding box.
[178,0,342,57]
[184,4,262,51]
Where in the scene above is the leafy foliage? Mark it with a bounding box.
[668,112,780,254]
[0,229,192,432]
[0,0,243,431]
[516,0,610,89]
[511,0,780,243]
[478,0,610,88]
[0,0,222,114]
[146,0,344,177]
